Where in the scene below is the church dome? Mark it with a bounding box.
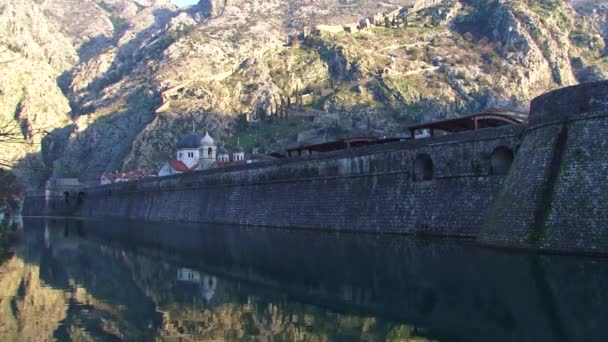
[177,133,203,149]
[201,132,215,145]
[233,145,244,153]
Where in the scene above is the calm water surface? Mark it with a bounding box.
[1,217,607,341]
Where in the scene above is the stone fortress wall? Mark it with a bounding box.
[23,81,608,255]
[478,81,608,255]
[25,125,522,236]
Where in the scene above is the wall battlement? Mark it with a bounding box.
[529,81,608,125]
[478,81,608,255]
[23,81,608,255]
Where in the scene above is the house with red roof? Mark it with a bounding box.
[158,131,219,177]
[157,159,198,177]
[157,131,258,177]
[100,170,154,185]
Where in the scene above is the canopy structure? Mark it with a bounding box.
[407,108,527,139]
[287,137,399,157]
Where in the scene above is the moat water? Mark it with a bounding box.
[1,217,607,341]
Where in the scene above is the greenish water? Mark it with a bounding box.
[0,217,607,341]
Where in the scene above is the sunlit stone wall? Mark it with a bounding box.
[68,125,521,237]
[479,81,608,254]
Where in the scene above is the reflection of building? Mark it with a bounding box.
[177,268,201,283]
[176,268,218,302]
[200,275,217,302]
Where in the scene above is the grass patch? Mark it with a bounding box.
[230,115,315,152]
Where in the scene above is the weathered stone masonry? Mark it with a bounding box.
[26,125,521,237]
[479,81,608,254]
[23,81,608,254]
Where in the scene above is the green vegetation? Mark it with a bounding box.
[0,169,21,206]
[0,169,20,264]
[110,15,128,37]
[526,0,561,20]
[231,115,316,152]
[97,1,113,12]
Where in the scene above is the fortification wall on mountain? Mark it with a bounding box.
[23,81,608,255]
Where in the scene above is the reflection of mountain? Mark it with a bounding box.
[2,217,608,341]
[0,219,161,341]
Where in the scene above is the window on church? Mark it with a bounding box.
[179,153,182,159]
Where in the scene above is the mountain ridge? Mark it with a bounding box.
[0,0,606,186]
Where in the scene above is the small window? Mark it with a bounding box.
[179,152,182,159]
[77,192,85,205]
[208,147,213,157]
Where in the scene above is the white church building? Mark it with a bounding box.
[158,131,246,177]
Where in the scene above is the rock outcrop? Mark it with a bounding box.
[0,0,605,186]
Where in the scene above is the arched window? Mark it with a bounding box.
[414,154,433,181]
[208,147,213,158]
[77,191,85,205]
[490,146,514,175]
[63,191,70,205]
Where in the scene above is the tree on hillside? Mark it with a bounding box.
[0,169,22,208]
[0,116,50,168]
[0,117,24,168]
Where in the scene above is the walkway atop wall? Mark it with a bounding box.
[408,108,527,138]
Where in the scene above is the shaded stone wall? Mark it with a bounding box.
[479,81,608,254]
[36,125,521,237]
[22,180,85,217]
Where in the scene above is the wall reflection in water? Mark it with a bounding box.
[0,217,607,341]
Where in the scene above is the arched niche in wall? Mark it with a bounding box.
[414,154,433,181]
[490,146,514,175]
[77,191,86,205]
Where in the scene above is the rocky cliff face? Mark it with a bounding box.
[0,0,606,186]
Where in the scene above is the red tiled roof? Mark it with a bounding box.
[102,170,154,183]
[168,159,192,172]
[102,173,119,182]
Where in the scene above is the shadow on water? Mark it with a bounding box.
[10,217,608,341]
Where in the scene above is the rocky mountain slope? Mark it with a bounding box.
[0,0,606,186]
